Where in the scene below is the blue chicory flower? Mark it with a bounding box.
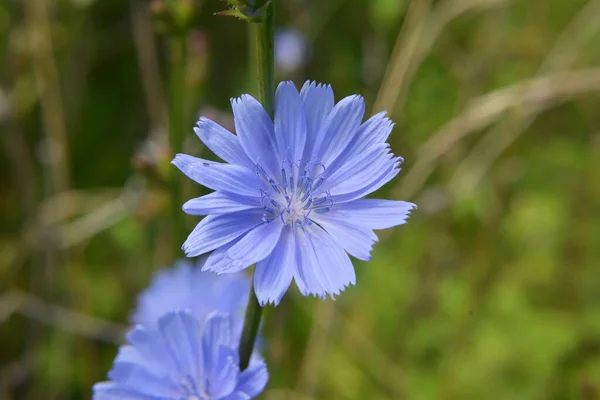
[173,80,416,305]
[131,258,250,338]
[93,311,268,400]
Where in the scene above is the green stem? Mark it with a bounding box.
[168,34,187,253]
[254,2,275,118]
[238,0,275,371]
[238,285,264,370]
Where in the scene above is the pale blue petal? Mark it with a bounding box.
[182,209,263,257]
[322,143,393,193]
[326,111,393,176]
[236,358,268,397]
[357,111,394,145]
[222,221,284,272]
[203,221,282,275]
[331,157,402,204]
[202,315,238,398]
[223,393,251,400]
[329,199,417,230]
[202,313,232,373]
[107,362,178,397]
[274,81,307,162]
[172,154,261,197]
[131,259,249,337]
[300,81,334,161]
[157,311,203,380]
[231,95,280,176]
[310,214,375,261]
[300,82,334,162]
[202,236,245,274]
[312,95,365,167]
[254,228,295,305]
[125,327,177,375]
[194,117,253,168]
[183,192,261,216]
[113,345,144,366]
[210,346,239,398]
[294,224,355,298]
[293,227,323,297]
[93,382,152,400]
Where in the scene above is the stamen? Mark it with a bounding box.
[269,179,280,193]
[303,197,312,210]
[312,196,327,206]
[300,188,311,202]
[255,164,269,181]
[281,167,288,190]
[258,158,333,227]
[312,175,324,191]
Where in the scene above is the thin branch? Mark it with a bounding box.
[373,0,509,115]
[448,0,600,195]
[0,290,126,343]
[395,68,600,200]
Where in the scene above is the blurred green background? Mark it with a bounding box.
[1,0,600,399]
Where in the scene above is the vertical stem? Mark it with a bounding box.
[254,2,275,118]
[238,0,275,371]
[168,34,187,253]
[238,285,264,370]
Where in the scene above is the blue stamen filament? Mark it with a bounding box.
[179,375,206,400]
[256,159,333,227]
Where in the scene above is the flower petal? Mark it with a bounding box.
[328,199,417,230]
[183,192,261,216]
[231,95,280,177]
[324,143,402,203]
[275,81,307,163]
[236,358,268,397]
[201,313,240,397]
[182,209,263,257]
[202,236,245,274]
[106,362,179,397]
[172,154,261,197]
[322,143,393,193]
[254,227,295,305]
[300,81,334,161]
[294,224,356,298]
[326,111,394,176]
[203,221,283,274]
[223,393,251,400]
[157,311,203,379]
[330,156,402,204]
[310,214,375,261]
[194,117,253,168]
[224,221,284,269]
[93,381,163,400]
[124,327,176,373]
[210,346,239,398]
[202,313,232,350]
[312,95,365,167]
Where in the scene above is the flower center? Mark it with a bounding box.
[178,375,207,400]
[256,159,333,227]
